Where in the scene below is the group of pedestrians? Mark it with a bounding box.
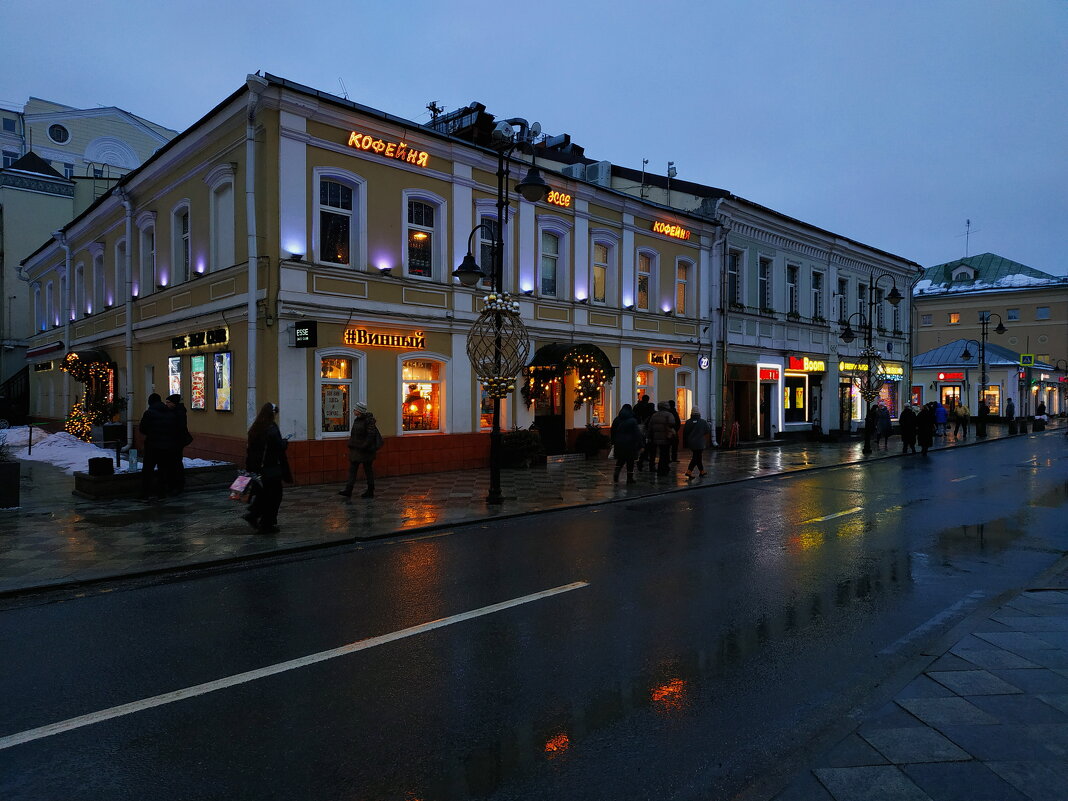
[138,392,192,498]
[610,396,713,483]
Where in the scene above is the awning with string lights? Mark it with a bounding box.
[61,349,113,381]
[521,343,615,410]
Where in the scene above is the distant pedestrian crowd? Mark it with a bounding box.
[610,395,713,483]
[138,393,193,499]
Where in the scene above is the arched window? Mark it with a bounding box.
[33,284,42,331]
[90,248,105,313]
[315,348,367,438]
[675,368,695,419]
[74,262,86,317]
[171,202,191,284]
[402,190,446,280]
[536,217,572,299]
[675,258,693,317]
[635,367,655,404]
[205,164,236,273]
[313,167,366,269]
[636,249,659,312]
[400,356,447,433]
[113,239,126,307]
[45,281,55,327]
[136,211,157,297]
[590,230,619,306]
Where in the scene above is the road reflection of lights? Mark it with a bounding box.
[398,503,441,527]
[650,678,687,711]
[791,529,824,551]
[543,732,570,757]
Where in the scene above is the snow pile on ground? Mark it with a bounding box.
[0,426,226,475]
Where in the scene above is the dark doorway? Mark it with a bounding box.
[732,380,754,440]
[760,383,773,438]
[533,378,566,454]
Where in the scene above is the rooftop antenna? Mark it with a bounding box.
[667,161,677,203]
[427,101,444,123]
[640,158,649,199]
[338,78,349,100]
[956,218,980,257]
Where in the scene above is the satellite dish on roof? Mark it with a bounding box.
[492,120,514,145]
[530,122,542,139]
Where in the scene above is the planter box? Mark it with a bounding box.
[73,463,236,500]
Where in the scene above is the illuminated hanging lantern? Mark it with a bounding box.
[855,345,888,404]
[467,292,530,399]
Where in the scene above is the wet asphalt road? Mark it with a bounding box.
[1,434,1066,801]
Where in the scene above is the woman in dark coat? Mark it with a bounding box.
[916,402,936,456]
[610,404,644,484]
[244,402,291,534]
[340,402,382,499]
[899,405,917,453]
[682,409,712,479]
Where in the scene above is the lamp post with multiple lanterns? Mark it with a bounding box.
[960,312,1006,421]
[838,273,903,455]
[453,119,550,504]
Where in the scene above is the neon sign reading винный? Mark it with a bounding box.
[344,328,426,349]
[346,131,430,168]
[652,221,691,240]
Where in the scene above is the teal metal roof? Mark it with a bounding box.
[914,253,1065,295]
[913,338,1053,369]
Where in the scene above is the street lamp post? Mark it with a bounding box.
[961,313,1006,435]
[838,274,903,455]
[453,119,550,504]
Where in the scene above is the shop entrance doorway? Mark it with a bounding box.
[533,378,566,454]
[760,383,773,438]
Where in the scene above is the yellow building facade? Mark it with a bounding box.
[21,74,717,483]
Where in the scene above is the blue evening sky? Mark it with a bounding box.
[3,0,1065,272]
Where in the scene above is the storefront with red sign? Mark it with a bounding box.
[783,354,826,431]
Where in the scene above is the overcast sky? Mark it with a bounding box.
[3,0,1064,272]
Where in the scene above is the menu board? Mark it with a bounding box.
[168,357,181,397]
[214,352,232,411]
[191,355,206,410]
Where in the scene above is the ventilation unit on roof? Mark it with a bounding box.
[561,163,585,179]
[586,160,612,187]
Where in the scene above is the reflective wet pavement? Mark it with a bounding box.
[0,422,1063,595]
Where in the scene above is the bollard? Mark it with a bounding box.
[27,421,33,455]
[129,448,139,472]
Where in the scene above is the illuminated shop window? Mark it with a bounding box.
[320,357,352,433]
[402,359,442,432]
[635,368,655,404]
[587,382,609,426]
[592,243,608,304]
[982,385,1000,415]
[479,383,507,430]
[407,201,434,278]
[675,370,693,419]
[540,231,559,297]
[320,180,353,265]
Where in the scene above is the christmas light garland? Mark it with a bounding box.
[522,344,615,410]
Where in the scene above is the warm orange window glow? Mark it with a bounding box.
[412,232,429,240]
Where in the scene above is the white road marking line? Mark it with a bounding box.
[950,475,977,483]
[801,506,863,524]
[0,580,589,751]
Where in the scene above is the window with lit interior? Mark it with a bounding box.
[676,260,691,316]
[320,180,354,265]
[407,201,434,278]
[319,356,354,434]
[402,359,442,432]
[636,252,653,311]
[592,243,608,304]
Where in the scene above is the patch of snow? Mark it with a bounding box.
[0,426,228,475]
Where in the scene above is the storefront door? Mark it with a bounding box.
[839,382,853,431]
[534,378,566,454]
[760,383,773,438]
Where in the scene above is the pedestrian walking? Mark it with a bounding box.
[917,402,936,455]
[682,408,711,479]
[138,393,180,498]
[876,404,892,449]
[667,399,682,462]
[953,402,970,437]
[976,399,989,437]
[339,402,382,499]
[865,404,879,446]
[934,400,948,436]
[166,393,193,493]
[610,404,644,484]
[647,401,676,476]
[1036,400,1047,421]
[899,405,918,453]
[1005,397,1015,420]
[244,402,292,534]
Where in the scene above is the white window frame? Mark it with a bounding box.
[674,368,695,420]
[33,283,42,331]
[635,366,656,405]
[589,230,619,307]
[401,188,447,281]
[636,248,659,312]
[727,248,743,306]
[1036,306,1051,320]
[837,277,849,321]
[758,256,773,310]
[74,262,86,317]
[875,288,885,328]
[170,200,192,285]
[313,348,367,440]
[135,210,157,297]
[88,244,105,315]
[397,352,449,435]
[113,238,126,307]
[786,264,799,314]
[675,257,693,317]
[313,167,367,270]
[205,163,236,274]
[536,216,572,300]
[811,271,824,319]
[1007,308,1019,321]
[921,313,932,326]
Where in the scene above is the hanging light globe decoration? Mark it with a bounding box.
[466,292,530,399]
[855,345,888,403]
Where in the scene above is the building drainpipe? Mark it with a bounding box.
[117,186,135,447]
[54,230,72,415]
[245,73,268,426]
[715,212,731,447]
[709,211,727,446]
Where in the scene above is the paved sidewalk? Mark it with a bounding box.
[771,562,1068,801]
[0,421,1062,596]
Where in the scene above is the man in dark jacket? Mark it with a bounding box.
[633,395,655,470]
[166,394,192,493]
[647,401,676,476]
[667,399,682,462]
[139,393,180,498]
[340,402,382,499]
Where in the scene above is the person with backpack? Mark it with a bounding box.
[339,402,383,499]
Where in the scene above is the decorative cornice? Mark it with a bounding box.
[87,241,105,258]
[135,210,157,229]
[0,172,74,197]
[203,161,237,189]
